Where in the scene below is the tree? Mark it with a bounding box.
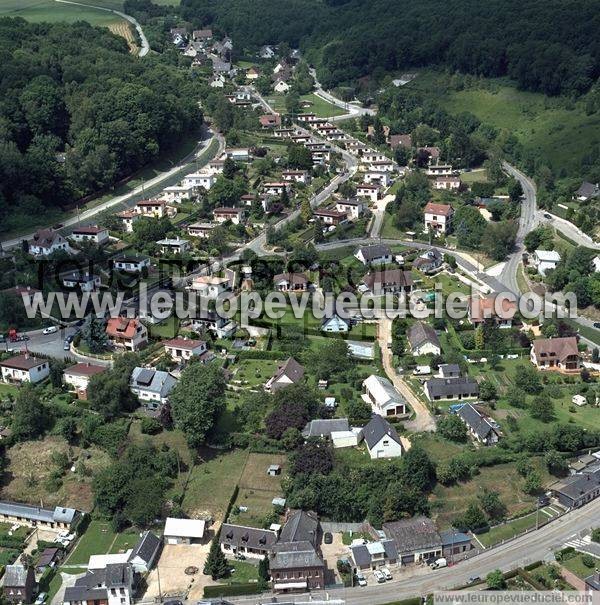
[291,440,334,475]
[309,339,352,380]
[474,326,485,350]
[437,415,468,442]
[508,178,523,202]
[481,221,517,261]
[486,569,507,590]
[455,502,488,532]
[530,396,555,422]
[81,316,109,353]
[523,470,542,494]
[170,364,226,448]
[88,356,139,420]
[478,490,507,522]
[592,528,600,543]
[204,535,230,580]
[479,380,497,401]
[56,417,77,444]
[300,199,312,224]
[544,450,568,476]
[258,556,270,586]
[287,143,313,170]
[49,359,66,388]
[12,385,47,440]
[515,365,541,394]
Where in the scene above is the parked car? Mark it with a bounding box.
[544,213,553,220]
[323,532,333,544]
[35,592,47,605]
[164,601,183,605]
[468,576,481,584]
[374,570,386,583]
[356,573,367,587]
[593,322,600,329]
[63,341,70,351]
[429,557,447,569]
[381,567,393,580]
[42,326,58,335]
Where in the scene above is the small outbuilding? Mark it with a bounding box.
[163,517,205,545]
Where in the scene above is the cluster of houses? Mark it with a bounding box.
[28,225,110,257]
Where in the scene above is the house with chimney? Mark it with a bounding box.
[1,565,35,605]
[105,317,148,351]
[530,336,580,371]
[424,202,454,235]
[63,363,107,399]
[213,207,245,224]
[29,229,70,256]
[63,562,134,605]
[130,367,177,410]
[162,338,208,362]
[220,524,279,561]
[0,354,49,384]
[355,244,393,266]
[265,357,305,392]
[70,225,109,246]
[361,269,414,295]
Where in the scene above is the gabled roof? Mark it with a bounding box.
[270,357,305,386]
[456,403,498,441]
[106,317,142,339]
[576,181,599,198]
[424,202,453,216]
[2,565,30,587]
[356,244,391,261]
[129,531,161,565]
[273,272,308,286]
[163,338,206,351]
[362,269,413,290]
[270,541,324,570]
[362,415,401,450]
[64,363,106,378]
[363,375,405,409]
[31,228,62,248]
[278,510,319,546]
[130,367,177,396]
[407,322,440,350]
[351,539,398,566]
[0,354,46,371]
[220,524,278,551]
[468,295,517,322]
[389,134,412,149]
[426,376,479,399]
[383,516,441,554]
[532,336,579,363]
[302,418,350,438]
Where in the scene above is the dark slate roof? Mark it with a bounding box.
[64,586,108,602]
[456,404,497,441]
[129,531,161,565]
[351,540,397,567]
[220,524,278,552]
[407,322,440,350]
[439,530,471,547]
[362,415,401,449]
[278,510,319,547]
[302,418,350,438]
[554,468,600,502]
[439,364,460,377]
[426,376,479,399]
[585,572,600,591]
[357,244,392,261]
[270,541,324,570]
[577,181,599,198]
[383,517,442,555]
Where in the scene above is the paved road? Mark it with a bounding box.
[55,0,150,57]
[1,126,223,250]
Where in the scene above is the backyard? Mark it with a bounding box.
[66,520,140,565]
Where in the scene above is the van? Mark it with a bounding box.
[374,570,386,583]
[429,557,447,569]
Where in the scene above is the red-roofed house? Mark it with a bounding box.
[106,317,148,351]
[70,226,109,245]
[424,202,454,235]
[63,363,107,399]
[259,114,281,129]
[468,295,517,329]
[163,338,208,362]
[356,183,380,202]
[433,176,461,190]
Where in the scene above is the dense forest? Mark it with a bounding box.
[0,18,202,229]
[178,0,600,96]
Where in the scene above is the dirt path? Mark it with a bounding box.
[377,317,436,432]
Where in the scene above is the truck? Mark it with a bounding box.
[429,557,447,569]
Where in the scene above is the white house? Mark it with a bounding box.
[222,148,251,162]
[362,374,408,417]
[0,354,49,384]
[363,415,403,460]
[162,183,197,204]
[61,272,101,292]
[187,222,216,239]
[135,199,168,218]
[355,244,393,266]
[164,517,205,544]
[424,202,453,235]
[128,531,162,573]
[156,237,190,255]
[364,170,392,187]
[191,275,231,298]
[105,317,148,351]
[336,199,364,220]
[356,183,380,202]
[427,164,453,177]
[265,357,304,392]
[130,367,177,410]
[274,80,290,93]
[29,229,70,256]
[213,207,244,224]
[321,313,350,333]
[163,337,207,362]
[116,210,140,233]
[63,362,106,399]
[182,171,215,191]
[263,182,290,196]
[362,151,388,164]
[70,226,109,245]
[113,254,151,273]
[282,170,310,184]
[63,562,133,605]
[533,250,561,275]
[593,255,600,273]
[434,176,460,190]
[407,322,441,356]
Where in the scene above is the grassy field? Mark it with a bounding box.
[300,93,346,118]
[66,520,121,565]
[407,70,600,177]
[562,552,600,578]
[218,560,259,585]
[476,507,556,547]
[0,0,124,26]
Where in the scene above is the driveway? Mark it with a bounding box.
[320,533,349,584]
[52,570,86,605]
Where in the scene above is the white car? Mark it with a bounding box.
[42,326,58,335]
[381,567,393,580]
[356,573,367,587]
[57,531,69,539]
[373,570,386,583]
[35,593,47,605]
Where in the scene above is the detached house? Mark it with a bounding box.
[455,403,500,446]
[135,199,168,218]
[468,295,516,329]
[29,229,70,256]
[156,237,190,255]
[434,176,460,190]
[263,182,290,196]
[182,171,215,191]
[313,208,347,226]
[61,272,101,292]
[112,253,151,273]
[187,222,215,239]
[1,565,35,605]
[427,164,453,177]
[336,198,364,220]
[531,336,580,371]
[163,338,208,362]
[130,367,177,410]
[355,244,393,266]
[363,375,408,417]
[0,354,49,384]
[63,562,133,605]
[407,322,441,356]
[356,183,380,202]
[424,202,454,235]
[575,181,600,202]
[220,524,278,561]
[361,269,414,295]
[70,226,109,245]
[116,210,140,233]
[213,207,244,224]
[191,275,231,298]
[259,114,281,128]
[273,272,308,292]
[63,363,107,399]
[363,415,403,459]
[265,357,305,392]
[532,250,561,276]
[105,317,148,351]
[424,376,479,402]
[413,249,443,273]
[282,170,310,184]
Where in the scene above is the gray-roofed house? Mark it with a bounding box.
[575,181,599,202]
[455,403,500,445]
[438,364,460,378]
[363,375,408,417]
[1,565,34,604]
[424,376,479,401]
[551,468,600,509]
[63,562,133,605]
[440,530,472,559]
[407,322,441,356]
[363,415,403,459]
[382,517,443,564]
[585,570,600,592]
[302,418,350,439]
[130,367,177,410]
[0,501,80,530]
[128,531,162,573]
[35,547,60,573]
[351,539,398,571]
[361,269,414,295]
[355,244,393,266]
[413,249,443,274]
[220,524,278,560]
[265,357,305,392]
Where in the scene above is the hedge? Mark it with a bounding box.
[203,583,262,598]
[382,598,422,605]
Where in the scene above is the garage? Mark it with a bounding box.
[163,517,206,545]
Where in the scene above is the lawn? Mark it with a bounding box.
[300,94,346,118]
[561,553,600,578]
[66,520,119,565]
[148,316,180,339]
[129,421,193,465]
[476,508,555,548]
[181,448,249,522]
[230,359,280,388]
[218,560,259,585]
[0,0,123,26]
[0,384,18,398]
